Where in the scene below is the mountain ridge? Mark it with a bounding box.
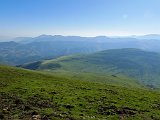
[1,35,160,65]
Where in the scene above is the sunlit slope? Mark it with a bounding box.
[1,65,160,119]
[22,48,160,87]
[19,59,144,89]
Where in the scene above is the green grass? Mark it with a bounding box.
[21,48,160,88]
[1,65,160,119]
[41,70,144,89]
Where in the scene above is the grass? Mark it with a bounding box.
[41,70,144,89]
[21,48,160,88]
[1,65,160,119]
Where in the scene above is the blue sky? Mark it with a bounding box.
[0,0,160,37]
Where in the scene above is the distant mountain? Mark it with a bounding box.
[0,40,106,65]
[12,37,33,43]
[133,34,160,40]
[18,35,91,43]
[1,35,160,65]
[20,48,160,88]
[0,36,13,42]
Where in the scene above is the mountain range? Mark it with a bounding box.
[1,35,160,65]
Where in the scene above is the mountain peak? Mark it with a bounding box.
[36,34,53,38]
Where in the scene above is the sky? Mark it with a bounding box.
[0,0,160,38]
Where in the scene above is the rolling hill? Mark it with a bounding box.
[1,65,160,119]
[20,48,160,88]
[2,35,160,65]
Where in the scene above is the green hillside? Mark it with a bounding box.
[19,62,144,89]
[21,48,160,88]
[1,65,160,119]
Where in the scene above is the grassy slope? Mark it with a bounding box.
[42,70,143,89]
[19,51,145,89]
[24,48,160,88]
[1,65,160,120]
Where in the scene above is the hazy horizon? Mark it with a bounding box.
[1,33,160,41]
